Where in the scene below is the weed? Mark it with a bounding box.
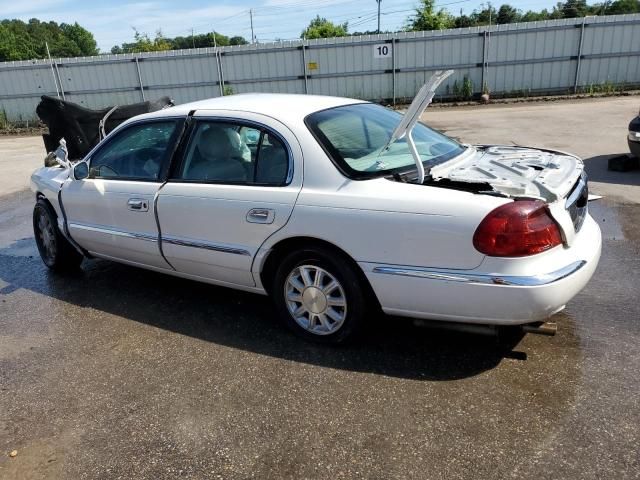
[462,75,473,100]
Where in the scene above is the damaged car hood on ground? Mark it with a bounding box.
[429,145,584,202]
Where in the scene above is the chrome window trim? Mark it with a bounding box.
[372,260,586,286]
[68,222,158,242]
[161,235,251,256]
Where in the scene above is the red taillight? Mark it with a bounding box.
[473,200,563,257]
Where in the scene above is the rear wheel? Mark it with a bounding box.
[272,247,367,344]
[33,199,83,271]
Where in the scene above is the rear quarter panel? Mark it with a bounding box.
[264,176,508,270]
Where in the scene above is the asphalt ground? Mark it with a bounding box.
[1,96,639,479]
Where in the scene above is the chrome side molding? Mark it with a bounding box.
[68,222,158,242]
[372,260,587,287]
[161,235,251,256]
[67,222,252,257]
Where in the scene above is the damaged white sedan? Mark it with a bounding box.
[31,71,601,343]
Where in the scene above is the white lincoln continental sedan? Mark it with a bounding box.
[31,72,601,343]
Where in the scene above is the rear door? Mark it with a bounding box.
[62,118,184,269]
[157,110,303,287]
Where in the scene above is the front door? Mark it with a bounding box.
[62,119,183,270]
[157,113,303,287]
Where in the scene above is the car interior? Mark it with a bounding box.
[180,122,289,185]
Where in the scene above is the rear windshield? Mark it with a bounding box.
[306,103,465,179]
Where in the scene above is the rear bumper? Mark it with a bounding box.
[361,214,601,325]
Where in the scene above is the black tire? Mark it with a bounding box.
[272,246,367,344]
[33,198,83,271]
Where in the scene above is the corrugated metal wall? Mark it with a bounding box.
[1,14,639,122]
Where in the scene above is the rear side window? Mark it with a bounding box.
[89,121,178,180]
[175,120,289,186]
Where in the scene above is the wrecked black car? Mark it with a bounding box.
[36,95,173,160]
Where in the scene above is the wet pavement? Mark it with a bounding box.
[1,98,640,479]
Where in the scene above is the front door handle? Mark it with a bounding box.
[127,198,149,212]
[246,208,274,224]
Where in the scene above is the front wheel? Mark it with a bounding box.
[272,247,367,344]
[33,199,83,271]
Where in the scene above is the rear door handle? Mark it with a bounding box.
[246,208,274,224]
[127,198,149,212]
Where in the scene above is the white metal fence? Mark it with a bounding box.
[1,14,639,122]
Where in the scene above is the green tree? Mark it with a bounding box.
[454,14,476,27]
[301,16,348,39]
[497,4,521,23]
[471,5,499,25]
[112,30,248,53]
[0,18,99,61]
[171,32,245,49]
[558,0,589,17]
[520,9,553,21]
[111,29,172,54]
[408,0,455,30]
[603,0,640,14]
[60,22,98,56]
[229,36,249,45]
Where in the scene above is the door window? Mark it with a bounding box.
[89,121,179,180]
[176,121,289,185]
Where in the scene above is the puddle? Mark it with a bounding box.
[0,237,37,257]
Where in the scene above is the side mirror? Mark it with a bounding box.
[73,161,89,180]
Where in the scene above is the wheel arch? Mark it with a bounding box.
[35,190,89,259]
[35,190,63,220]
[259,236,380,308]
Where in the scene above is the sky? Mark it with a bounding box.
[1,0,558,52]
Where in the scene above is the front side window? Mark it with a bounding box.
[89,121,178,180]
[306,103,466,179]
[176,121,289,185]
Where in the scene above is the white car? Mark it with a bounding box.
[31,71,601,343]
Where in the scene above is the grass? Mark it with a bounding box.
[0,109,9,130]
[583,80,621,95]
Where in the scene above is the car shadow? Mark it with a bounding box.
[0,237,528,381]
[583,154,640,186]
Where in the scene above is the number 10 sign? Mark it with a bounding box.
[373,44,391,58]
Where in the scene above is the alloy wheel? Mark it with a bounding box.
[36,209,57,263]
[284,265,347,335]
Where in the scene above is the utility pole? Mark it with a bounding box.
[480,2,491,26]
[250,9,255,43]
[191,28,195,48]
[376,0,382,34]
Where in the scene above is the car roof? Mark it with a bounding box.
[133,93,367,124]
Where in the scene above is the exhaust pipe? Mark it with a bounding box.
[521,321,557,336]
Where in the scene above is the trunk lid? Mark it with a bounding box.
[429,145,584,203]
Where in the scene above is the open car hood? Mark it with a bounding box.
[429,145,584,202]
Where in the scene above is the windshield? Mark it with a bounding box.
[306,103,465,179]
